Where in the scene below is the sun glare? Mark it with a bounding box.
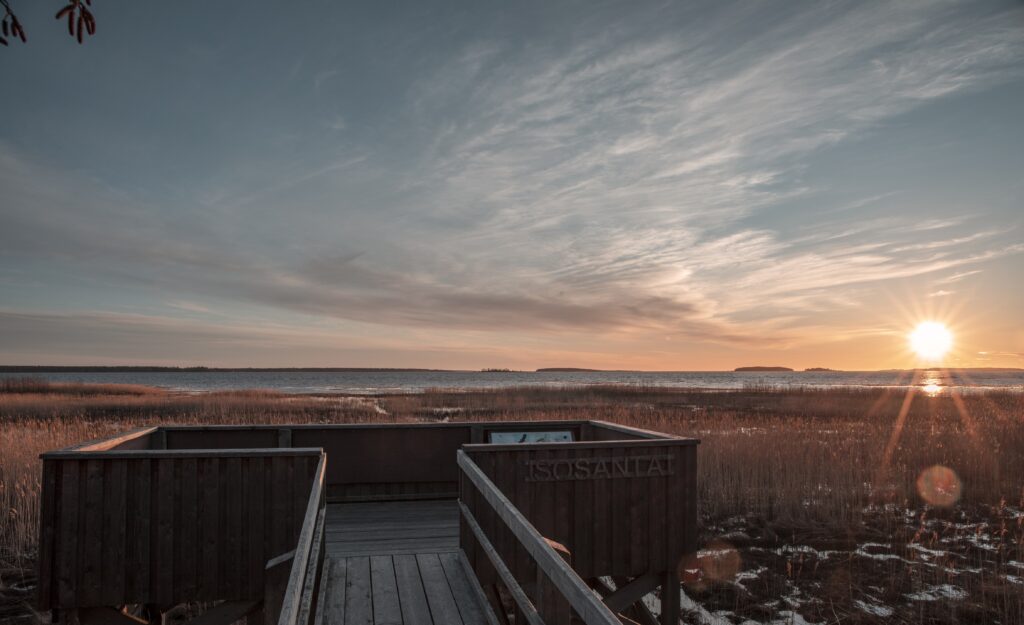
[909,321,953,361]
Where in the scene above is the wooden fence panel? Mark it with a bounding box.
[37,450,322,610]
[465,441,698,579]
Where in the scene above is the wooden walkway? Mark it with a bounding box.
[326,500,459,557]
[318,501,494,625]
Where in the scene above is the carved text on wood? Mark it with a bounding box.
[525,454,675,482]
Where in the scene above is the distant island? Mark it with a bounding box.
[480,368,513,372]
[535,367,603,372]
[0,366,458,373]
[734,366,794,372]
[804,367,836,372]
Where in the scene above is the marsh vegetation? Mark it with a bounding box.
[1,380,1022,624]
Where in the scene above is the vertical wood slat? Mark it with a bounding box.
[36,460,58,609]
[80,460,104,606]
[100,460,127,606]
[248,456,267,599]
[127,458,151,603]
[56,460,79,608]
[179,457,199,601]
[199,457,221,601]
[628,449,648,576]
[226,456,244,599]
[155,458,175,606]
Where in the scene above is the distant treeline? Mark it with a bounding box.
[0,366,457,373]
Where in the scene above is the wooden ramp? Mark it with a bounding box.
[318,501,495,625]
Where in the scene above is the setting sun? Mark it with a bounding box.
[909,321,953,361]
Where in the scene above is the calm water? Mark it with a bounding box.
[2,369,1021,394]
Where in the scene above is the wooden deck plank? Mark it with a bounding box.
[322,558,346,625]
[438,552,492,625]
[369,556,402,625]
[343,556,373,625]
[326,501,459,558]
[393,554,432,625]
[416,553,464,625]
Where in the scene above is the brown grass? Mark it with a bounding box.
[2,381,1022,624]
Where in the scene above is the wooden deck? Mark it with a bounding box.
[326,501,459,557]
[319,501,493,625]
[37,421,699,625]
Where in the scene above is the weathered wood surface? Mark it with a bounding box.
[462,440,698,578]
[458,451,621,625]
[38,420,696,625]
[277,455,327,625]
[37,450,322,610]
[326,501,459,557]
[317,552,496,625]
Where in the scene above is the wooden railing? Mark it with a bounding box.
[458,450,621,625]
[270,453,327,625]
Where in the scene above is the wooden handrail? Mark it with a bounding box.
[457,450,621,625]
[276,453,327,625]
[39,448,325,460]
[459,501,545,625]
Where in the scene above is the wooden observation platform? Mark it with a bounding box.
[37,421,698,625]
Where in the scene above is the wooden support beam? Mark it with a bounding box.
[181,601,262,625]
[277,429,292,448]
[626,602,658,625]
[591,577,659,625]
[659,572,680,625]
[78,607,148,625]
[602,573,660,613]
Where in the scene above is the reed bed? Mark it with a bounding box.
[1,381,1022,624]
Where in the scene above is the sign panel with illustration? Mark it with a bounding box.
[488,430,574,444]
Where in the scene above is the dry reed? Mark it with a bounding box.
[1,381,1022,624]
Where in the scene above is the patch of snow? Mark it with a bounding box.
[908,543,948,559]
[641,587,733,625]
[854,543,905,562]
[735,566,768,582]
[738,611,822,625]
[854,599,894,617]
[905,584,968,601]
[751,544,840,560]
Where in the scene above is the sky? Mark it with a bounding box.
[1,0,1022,371]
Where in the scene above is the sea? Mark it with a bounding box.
[1,369,1022,395]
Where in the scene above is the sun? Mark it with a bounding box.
[909,321,953,361]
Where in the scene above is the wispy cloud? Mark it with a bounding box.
[1,0,1022,365]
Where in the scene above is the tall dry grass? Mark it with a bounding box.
[0,386,390,567]
[2,381,1022,623]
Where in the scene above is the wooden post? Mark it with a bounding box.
[277,429,292,448]
[538,539,573,625]
[659,571,679,625]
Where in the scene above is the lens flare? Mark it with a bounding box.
[916,465,962,507]
[909,322,953,361]
[679,539,741,590]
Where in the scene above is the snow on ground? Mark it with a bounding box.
[905,584,969,601]
[853,598,895,617]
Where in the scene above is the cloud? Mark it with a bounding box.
[1,0,1022,362]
